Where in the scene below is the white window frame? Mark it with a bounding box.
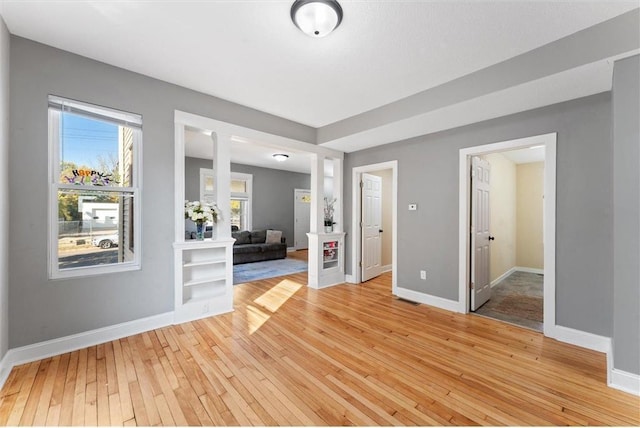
[48,96,143,279]
[231,172,252,231]
[199,167,216,205]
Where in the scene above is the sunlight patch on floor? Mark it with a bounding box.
[253,279,303,313]
[247,279,303,334]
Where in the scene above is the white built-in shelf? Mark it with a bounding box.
[183,259,225,268]
[183,275,226,287]
[173,238,235,324]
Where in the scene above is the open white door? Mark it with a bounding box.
[361,173,383,281]
[294,189,311,250]
[471,157,492,310]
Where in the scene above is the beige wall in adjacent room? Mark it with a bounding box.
[486,153,517,283]
[516,162,544,269]
[370,169,393,268]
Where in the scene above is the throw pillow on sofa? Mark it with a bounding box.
[265,229,282,244]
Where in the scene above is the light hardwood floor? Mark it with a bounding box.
[1,272,638,426]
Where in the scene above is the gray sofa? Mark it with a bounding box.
[232,229,287,265]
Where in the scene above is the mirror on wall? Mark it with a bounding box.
[184,127,216,240]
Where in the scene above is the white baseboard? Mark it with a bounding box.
[0,352,12,389]
[491,266,544,287]
[490,267,516,287]
[549,325,611,353]
[345,274,356,284]
[515,266,544,275]
[395,287,460,313]
[610,368,640,396]
[381,264,392,273]
[0,311,173,389]
[287,247,297,252]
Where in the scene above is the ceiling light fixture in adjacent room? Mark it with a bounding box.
[273,154,289,162]
[291,0,343,37]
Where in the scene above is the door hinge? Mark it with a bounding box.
[470,282,474,290]
[359,261,362,267]
[360,181,364,188]
[360,221,363,228]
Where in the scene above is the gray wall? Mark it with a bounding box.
[8,37,314,348]
[230,163,310,246]
[185,157,310,245]
[184,156,212,202]
[0,16,9,361]
[345,92,614,337]
[612,55,639,375]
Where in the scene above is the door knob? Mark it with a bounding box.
[379,229,384,233]
[488,236,495,241]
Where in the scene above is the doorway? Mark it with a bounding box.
[458,133,556,337]
[294,189,311,250]
[470,150,546,331]
[351,161,398,291]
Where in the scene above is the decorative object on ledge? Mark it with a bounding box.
[272,153,289,162]
[324,197,336,233]
[291,0,343,38]
[185,200,220,241]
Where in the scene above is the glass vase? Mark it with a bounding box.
[195,222,205,241]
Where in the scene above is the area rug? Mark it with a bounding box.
[233,258,308,285]
[492,295,543,323]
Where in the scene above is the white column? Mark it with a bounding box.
[310,153,324,234]
[332,157,343,232]
[214,131,232,239]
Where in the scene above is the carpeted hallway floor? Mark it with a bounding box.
[474,271,543,331]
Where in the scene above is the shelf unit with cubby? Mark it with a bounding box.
[173,239,235,323]
[308,232,345,289]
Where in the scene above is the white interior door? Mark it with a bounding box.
[471,157,492,310]
[361,173,383,282]
[294,189,311,250]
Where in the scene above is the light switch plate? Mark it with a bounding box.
[408,203,417,211]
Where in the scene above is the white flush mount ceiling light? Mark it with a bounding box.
[291,0,343,37]
[273,153,289,162]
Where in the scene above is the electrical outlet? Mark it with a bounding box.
[420,270,427,280]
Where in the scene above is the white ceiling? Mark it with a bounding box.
[1,1,638,163]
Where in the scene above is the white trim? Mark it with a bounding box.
[0,353,11,390]
[490,267,517,287]
[381,264,392,273]
[396,287,460,313]
[610,369,640,396]
[458,133,557,337]
[345,274,356,283]
[490,266,544,287]
[287,247,297,253]
[174,110,343,160]
[0,312,173,388]
[548,325,611,353]
[515,266,544,275]
[351,161,398,294]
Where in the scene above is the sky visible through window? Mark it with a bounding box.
[60,112,118,168]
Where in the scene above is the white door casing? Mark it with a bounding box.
[361,173,383,282]
[294,189,311,250]
[470,156,492,310]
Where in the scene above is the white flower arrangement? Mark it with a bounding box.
[184,200,219,224]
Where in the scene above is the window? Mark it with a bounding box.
[48,96,142,278]
[230,172,252,231]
